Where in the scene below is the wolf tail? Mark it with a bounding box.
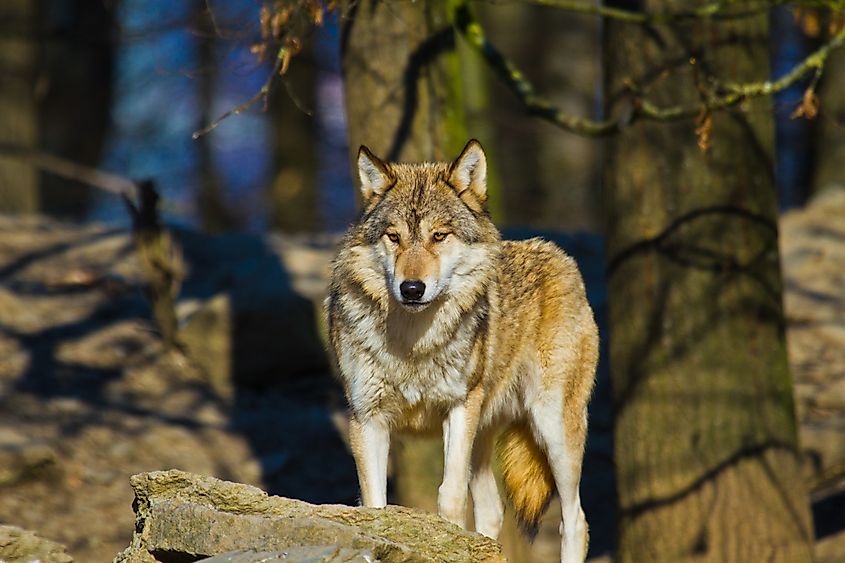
[496,421,555,537]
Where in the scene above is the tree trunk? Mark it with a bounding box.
[194,2,238,232]
[813,13,845,195]
[339,0,469,513]
[455,29,504,222]
[0,0,39,214]
[37,0,113,220]
[481,2,601,231]
[340,0,467,166]
[268,48,318,233]
[604,6,815,562]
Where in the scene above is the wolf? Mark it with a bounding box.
[325,140,598,563]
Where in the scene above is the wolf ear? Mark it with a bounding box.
[357,145,393,204]
[448,139,487,212]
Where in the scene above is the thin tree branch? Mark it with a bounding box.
[454,2,845,137]
[454,3,619,135]
[192,44,287,139]
[0,142,136,196]
[520,0,777,24]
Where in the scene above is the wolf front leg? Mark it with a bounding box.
[348,415,390,507]
[439,386,484,528]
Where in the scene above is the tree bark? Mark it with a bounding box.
[268,49,318,233]
[340,0,467,167]
[481,2,601,230]
[0,0,39,214]
[604,5,815,562]
[813,14,845,195]
[37,0,113,219]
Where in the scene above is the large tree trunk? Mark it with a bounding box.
[604,5,815,562]
[340,0,467,166]
[481,2,601,231]
[0,0,39,214]
[813,13,845,195]
[37,0,112,219]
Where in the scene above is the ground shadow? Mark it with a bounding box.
[1,222,359,510]
[173,228,359,504]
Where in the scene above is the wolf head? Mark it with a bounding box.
[348,140,500,313]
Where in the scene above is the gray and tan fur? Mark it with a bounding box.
[326,140,598,563]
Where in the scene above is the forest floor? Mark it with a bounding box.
[0,189,844,562]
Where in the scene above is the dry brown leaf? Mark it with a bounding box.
[250,43,267,62]
[791,88,819,120]
[792,6,822,38]
[695,110,713,154]
[259,4,271,39]
[831,12,845,36]
[271,8,291,38]
[308,0,324,26]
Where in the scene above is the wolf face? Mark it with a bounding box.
[355,141,500,312]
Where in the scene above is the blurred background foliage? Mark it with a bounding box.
[2,1,842,231]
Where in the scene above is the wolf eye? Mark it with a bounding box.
[386,232,400,243]
[432,232,449,242]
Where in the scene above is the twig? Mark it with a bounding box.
[454,3,845,137]
[520,0,781,25]
[192,45,287,139]
[204,0,225,38]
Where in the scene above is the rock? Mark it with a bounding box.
[0,525,73,563]
[816,529,845,563]
[197,546,374,562]
[115,470,504,563]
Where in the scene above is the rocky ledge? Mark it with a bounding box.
[115,470,505,563]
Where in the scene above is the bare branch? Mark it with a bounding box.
[192,45,287,139]
[454,2,845,137]
[454,4,619,135]
[519,0,776,24]
[0,142,136,196]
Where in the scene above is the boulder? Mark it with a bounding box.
[0,525,72,563]
[197,547,375,562]
[115,470,505,563]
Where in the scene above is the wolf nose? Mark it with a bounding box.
[400,280,426,301]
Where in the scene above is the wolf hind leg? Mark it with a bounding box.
[530,392,589,563]
[470,428,504,539]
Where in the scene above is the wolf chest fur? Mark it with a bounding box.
[326,140,598,563]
